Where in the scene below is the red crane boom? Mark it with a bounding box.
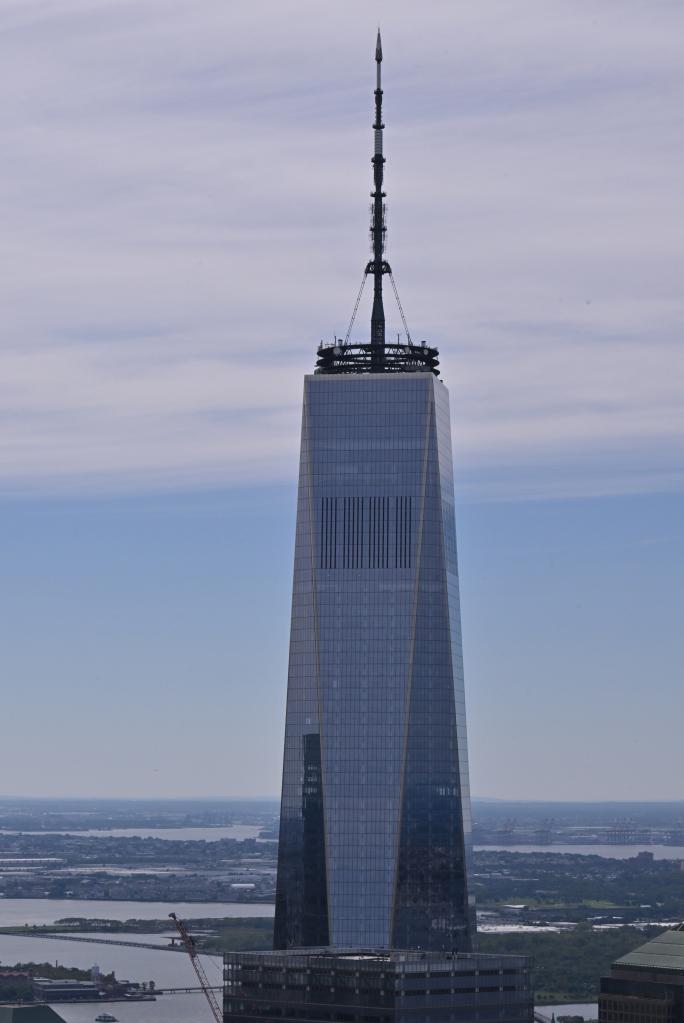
[169,912,222,1023]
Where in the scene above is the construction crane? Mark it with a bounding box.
[169,912,223,1023]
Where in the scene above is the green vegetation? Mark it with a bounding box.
[5,964,92,981]
[0,916,264,937]
[197,918,274,953]
[475,850,684,922]
[480,926,661,1002]
[194,920,660,1002]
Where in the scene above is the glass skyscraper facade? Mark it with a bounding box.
[274,370,476,953]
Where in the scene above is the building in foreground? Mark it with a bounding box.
[599,925,684,1023]
[224,949,532,1023]
[274,30,475,956]
[0,1009,68,1023]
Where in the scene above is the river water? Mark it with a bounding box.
[0,821,273,1023]
[47,993,210,1023]
[0,932,220,985]
[0,931,224,1023]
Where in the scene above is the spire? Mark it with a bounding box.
[316,33,440,377]
[368,28,389,366]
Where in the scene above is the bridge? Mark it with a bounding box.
[156,986,222,993]
[3,930,222,957]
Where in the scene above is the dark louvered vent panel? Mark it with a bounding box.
[396,495,412,569]
[319,497,412,569]
[320,496,337,569]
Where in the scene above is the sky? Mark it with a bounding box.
[1,1,682,801]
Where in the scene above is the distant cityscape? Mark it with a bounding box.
[473,801,684,848]
[3,798,684,924]
[3,800,684,1019]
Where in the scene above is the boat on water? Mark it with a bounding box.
[95,1014,118,1022]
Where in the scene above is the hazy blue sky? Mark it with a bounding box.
[1,1,682,800]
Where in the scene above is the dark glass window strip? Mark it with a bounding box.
[319,497,412,569]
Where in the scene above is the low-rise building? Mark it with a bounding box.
[224,948,532,1023]
[599,925,684,1023]
[31,979,99,1003]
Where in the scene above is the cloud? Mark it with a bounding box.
[1,0,682,499]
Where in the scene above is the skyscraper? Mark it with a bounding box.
[273,33,475,954]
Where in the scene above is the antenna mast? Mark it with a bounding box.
[317,32,439,377]
[367,29,390,369]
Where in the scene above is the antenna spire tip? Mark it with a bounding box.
[375,28,382,62]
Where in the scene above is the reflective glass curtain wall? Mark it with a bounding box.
[274,372,475,952]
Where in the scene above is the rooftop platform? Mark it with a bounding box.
[315,341,439,376]
[614,925,684,974]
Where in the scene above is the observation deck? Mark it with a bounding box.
[315,340,440,376]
